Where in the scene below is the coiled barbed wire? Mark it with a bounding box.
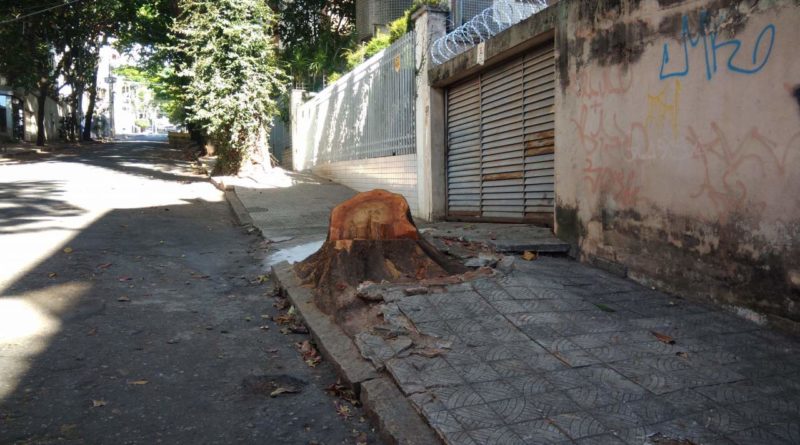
[431,0,549,65]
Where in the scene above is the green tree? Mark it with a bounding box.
[270,0,355,90]
[172,0,285,173]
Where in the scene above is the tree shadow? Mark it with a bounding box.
[0,181,86,235]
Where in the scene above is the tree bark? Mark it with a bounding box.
[82,68,98,141]
[35,90,47,146]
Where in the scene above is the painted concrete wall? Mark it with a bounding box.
[555,0,800,331]
[23,94,65,143]
[311,154,420,218]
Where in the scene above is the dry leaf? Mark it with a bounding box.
[118,276,132,282]
[87,327,98,336]
[127,380,149,385]
[117,296,130,302]
[355,432,368,445]
[63,247,73,254]
[269,386,299,397]
[97,263,112,269]
[47,272,58,278]
[92,399,107,407]
[522,251,538,261]
[334,401,352,419]
[675,351,689,358]
[651,331,675,345]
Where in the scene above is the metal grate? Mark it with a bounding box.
[295,31,416,168]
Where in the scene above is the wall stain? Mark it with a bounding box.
[589,20,653,67]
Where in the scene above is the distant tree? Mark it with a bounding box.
[172,0,285,173]
[270,0,355,90]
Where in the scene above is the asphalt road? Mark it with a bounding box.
[0,138,381,445]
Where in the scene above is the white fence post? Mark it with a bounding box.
[289,89,306,171]
[414,6,448,221]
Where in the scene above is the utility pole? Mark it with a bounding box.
[105,75,116,138]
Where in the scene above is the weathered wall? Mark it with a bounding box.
[555,0,800,331]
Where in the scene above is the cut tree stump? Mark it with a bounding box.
[295,189,466,319]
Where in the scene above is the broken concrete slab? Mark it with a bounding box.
[420,222,570,254]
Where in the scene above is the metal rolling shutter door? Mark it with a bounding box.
[523,47,556,221]
[479,55,526,220]
[446,77,482,217]
[446,42,555,222]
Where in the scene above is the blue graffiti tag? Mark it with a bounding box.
[659,13,775,80]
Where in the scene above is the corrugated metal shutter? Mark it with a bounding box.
[446,42,555,223]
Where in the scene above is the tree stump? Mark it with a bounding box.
[295,189,464,317]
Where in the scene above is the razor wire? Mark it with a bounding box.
[431,0,549,65]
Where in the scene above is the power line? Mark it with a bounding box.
[0,0,85,25]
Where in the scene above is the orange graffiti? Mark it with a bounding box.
[583,159,641,207]
[688,123,800,219]
[572,68,634,100]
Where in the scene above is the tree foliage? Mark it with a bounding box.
[270,0,355,91]
[171,0,285,174]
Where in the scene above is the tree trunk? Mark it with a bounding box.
[82,69,98,141]
[35,91,47,146]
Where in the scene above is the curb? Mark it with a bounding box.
[271,262,441,445]
[223,188,256,229]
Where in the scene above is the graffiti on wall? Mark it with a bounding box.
[688,123,800,219]
[659,13,776,80]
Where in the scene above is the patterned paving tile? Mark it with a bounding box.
[522,353,569,372]
[573,433,627,444]
[425,410,465,433]
[549,412,608,440]
[455,362,503,384]
[471,379,519,402]
[508,419,571,444]
[490,359,535,378]
[519,391,581,418]
[441,429,480,445]
[467,426,526,445]
[566,384,647,410]
[490,299,528,314]
[690,406,757,435]
[506,374,558,397]
[644,418,731,445]
[433,385,486,410]
[450,403,505,430]
[589,402,649,431]
[623,397,680,425]
[726,426,794,445]
[489,398,549,424]
[763,421,800,444]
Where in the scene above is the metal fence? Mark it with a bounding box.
[295,31,416,168]
[268,116,291,159]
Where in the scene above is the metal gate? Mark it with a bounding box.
[446,43,555,223]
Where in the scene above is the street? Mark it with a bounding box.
[0,138,380,444]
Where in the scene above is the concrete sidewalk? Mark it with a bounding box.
[228,170,800,445]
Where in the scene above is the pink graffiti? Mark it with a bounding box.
[571,68,634,100]
[688,123,800,218]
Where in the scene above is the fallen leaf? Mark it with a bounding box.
[266,348,278,353]
[118,276,132,282]
[594,303,616,313]
[522,251,538,261]
[675,351,689,359]
[97,263,113,270]
[92,399,107,407]
[413,348,447,358]
[334,400,352,419]
[48,272,58,278]
[289,324,309,334]
[269,386,299,397]
[651,331,675,345]
[259,325,270,330]
[274,314,294,325]
[296,340,322,367]
[127,380,149,385]
[355,432,368,445]
[63,247,73,254]
[87,327,98,336]
[117,296,130,302]
[255,274,270,284]
[326,380,360,406]
[245,316,252,322]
